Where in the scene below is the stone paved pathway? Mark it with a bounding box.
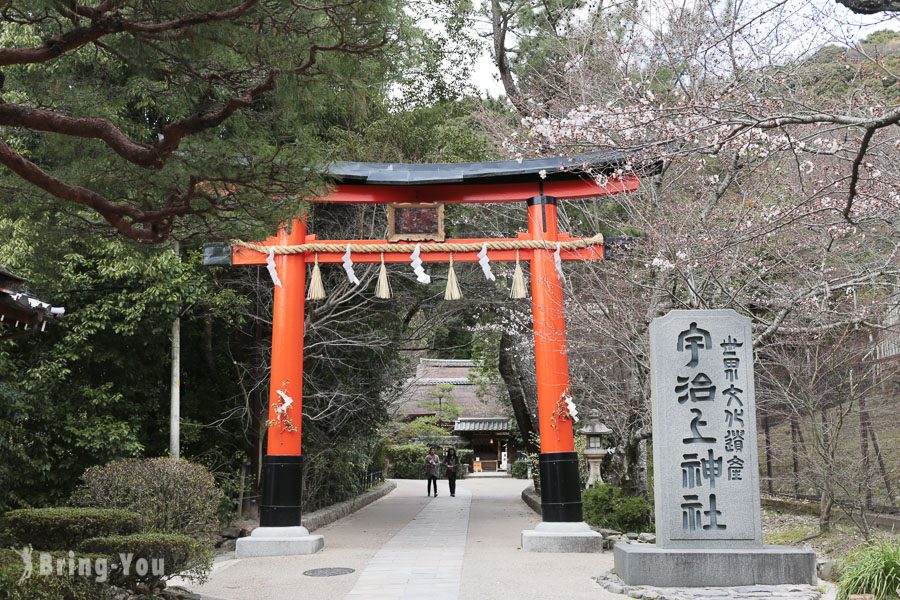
[345,487,471,600]
[180,479,822,600]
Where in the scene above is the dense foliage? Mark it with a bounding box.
[79,533,213,589]
[0,549,113,600]
[70,458,222,538]
[385,443,473,479]
[0,0,407,241]
[582,484,654,533]
[1,508,142,551]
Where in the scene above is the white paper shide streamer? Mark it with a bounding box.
[342,245,361,285]
[477,242,496,282]
[275,390,293,420]
[410,243,431,284]
[266,249,282,287]
[563,390,579,422]
[553,242,566,284]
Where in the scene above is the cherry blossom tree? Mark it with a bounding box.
[496,0,899,490]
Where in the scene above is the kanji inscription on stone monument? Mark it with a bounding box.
[649,309,762,548]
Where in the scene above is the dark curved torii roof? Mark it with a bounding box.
[327,150,634,185]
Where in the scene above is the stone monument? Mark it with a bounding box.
[614,310,816,586]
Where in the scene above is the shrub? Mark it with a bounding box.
[0,548,113,600]
[1,508,142,551]
[79,533,213,590]
[582,484,653,532]
[386,443,431,479]
[510,459,529,479]
[71,457,222,538]
[385,444,473,479]
[838,543,900,600]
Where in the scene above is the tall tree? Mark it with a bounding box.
[0,0,399,241]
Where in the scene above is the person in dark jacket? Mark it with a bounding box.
[424,447,440,497]
[444,447,459,497]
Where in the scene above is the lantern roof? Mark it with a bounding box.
[578,421,613,436]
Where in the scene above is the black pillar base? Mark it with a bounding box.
[260,455,303,527]
[539,452,583,522]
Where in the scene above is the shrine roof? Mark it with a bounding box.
[327,151,633,185]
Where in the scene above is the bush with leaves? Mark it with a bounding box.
[582,484,653,533]
[385,444,473,479]
[79,533,212,591]
[0,548,113,600]
[1,508,142,551]
[510,459,529,479]
[70,458,222,539]
[385,443,432,479]
[838,543,900,600]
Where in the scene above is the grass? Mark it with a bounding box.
[837,543,900,600]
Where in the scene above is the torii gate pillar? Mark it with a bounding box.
[522,196,603,552]
[236,218,325,557]
[528,196,580,520]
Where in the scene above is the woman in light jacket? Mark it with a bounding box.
[424,447,441,497]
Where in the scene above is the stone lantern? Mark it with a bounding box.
[578,420,612,487]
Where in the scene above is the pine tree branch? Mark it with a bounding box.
[0,138,213,241]
[0,1,259,67]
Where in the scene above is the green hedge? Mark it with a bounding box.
[71,457,222,538]
[582,484,653,532]
[1,508,142,551]
[0,548,113,600]
[510,459,529,479]
[79,532,212,589]
[385,444,473,479]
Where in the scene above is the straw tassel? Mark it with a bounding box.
[510,250,528,299]
[307,254,326,301]
[445,255,462,301]
[375,253,392,299]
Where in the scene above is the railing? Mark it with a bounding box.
[361,469,384,489]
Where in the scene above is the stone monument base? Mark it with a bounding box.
[614,544,816,587]
[235,526,324,558]
[521,521,604,553]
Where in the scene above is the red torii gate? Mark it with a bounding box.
[207,153,642,555]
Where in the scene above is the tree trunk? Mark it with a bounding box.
[490,0,524,114]
[819,492,834,534]
[790,415,802,499]
[764,415,774,495]
[636,438,649,494]
[868,426,897,508]
[858,393,873,509]
[169,240,181,460]
[819,408,834,534]
[499,331,538,454]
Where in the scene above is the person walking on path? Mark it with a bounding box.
[424,447,440,497]
[444,447,459,497]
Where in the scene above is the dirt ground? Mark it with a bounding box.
[762,507,899,561]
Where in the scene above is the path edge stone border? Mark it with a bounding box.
[301,480,397,532]
[521,484,542,515]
